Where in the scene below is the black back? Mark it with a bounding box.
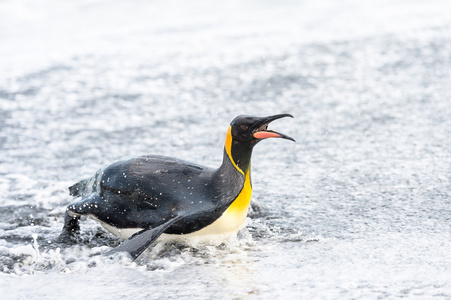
[72,153,244,234]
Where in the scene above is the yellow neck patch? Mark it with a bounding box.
[220,126,253,231]
[225,126,245,176]
[221,169,252,222]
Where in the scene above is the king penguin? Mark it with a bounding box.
[60,114,295,260]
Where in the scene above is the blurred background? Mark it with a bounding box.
[1,0,451,299]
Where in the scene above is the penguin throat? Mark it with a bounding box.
[224,126,253,175]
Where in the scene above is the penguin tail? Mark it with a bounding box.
[69,178,90,197]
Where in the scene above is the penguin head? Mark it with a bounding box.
[225,114,295,173]
[229,114,295,145]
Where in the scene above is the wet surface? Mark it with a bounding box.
[1,0,451,298]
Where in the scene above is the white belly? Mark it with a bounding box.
[96,205,249,246]
[98,221,143,240]
[160,205,250,245]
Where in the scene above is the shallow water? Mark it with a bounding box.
[1,0,451,299]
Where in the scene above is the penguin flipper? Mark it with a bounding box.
[106,215,184,260]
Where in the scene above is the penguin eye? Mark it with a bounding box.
[240,125,248,131]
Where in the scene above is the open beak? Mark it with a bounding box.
[252,114,296,142]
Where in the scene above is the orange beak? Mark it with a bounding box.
[253,131,286,139]
[251,113,295,142]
